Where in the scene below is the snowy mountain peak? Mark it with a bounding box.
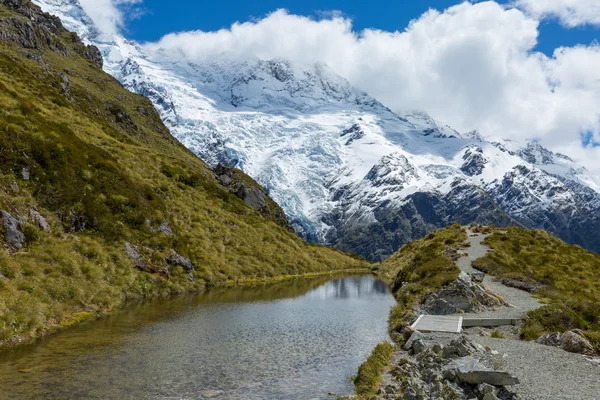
[34,0,600,259]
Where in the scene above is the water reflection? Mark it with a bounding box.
[306,276,390,299]
[0,275,394,400]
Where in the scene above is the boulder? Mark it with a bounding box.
[560,331,595,355]
[404,331,425,351]
[471,271,485,283]
[535,332,562,347]
[21,167,30,180]
[2,210,25,249]
[238,186,267,211]
[422,272,506,315]
[445,357,520,386]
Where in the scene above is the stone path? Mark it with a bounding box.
[454,229,542,320]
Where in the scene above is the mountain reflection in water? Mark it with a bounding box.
[0,274,395,400]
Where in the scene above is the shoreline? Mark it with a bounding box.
[0,267,371,351]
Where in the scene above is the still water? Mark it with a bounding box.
[0,275,395,399]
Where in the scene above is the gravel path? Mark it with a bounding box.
[477,336,600,400]
[455,230,541,320]
[443,229,600,399]
[381,228,600,400]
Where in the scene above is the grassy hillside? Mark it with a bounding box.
[0,1,368,347]
[472,226,600,351]
[376,224,468,341]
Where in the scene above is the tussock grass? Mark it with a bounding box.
[378,224,467,342]
[353,341,394,397]
[472,226,600,347]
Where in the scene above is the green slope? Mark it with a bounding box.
[0,0,368,346]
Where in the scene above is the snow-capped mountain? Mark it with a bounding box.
[33,0,600,260]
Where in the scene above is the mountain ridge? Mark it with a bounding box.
[33,0,600,260]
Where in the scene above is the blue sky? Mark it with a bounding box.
[124,0,598,56]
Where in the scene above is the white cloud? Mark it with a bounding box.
[514,0,600,27]
[144,1,600,173]
[79,0,142,34]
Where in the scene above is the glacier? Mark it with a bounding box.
[33,0,600,259]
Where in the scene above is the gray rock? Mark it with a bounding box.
[482,393,499,400]
[124,242,145,271]
[443,335,480,358]
[535,332,562,347]
[2,210,25,249]
[412,339,426,354]
[30,208,49,231]
[445,357,520,386]
[560,330,595,355]
[21,167,30,181]
[471,271,485,283]
[60,73,72,101]
[478,383,496,395]
[404,331,425,351]
[238,186,267,211]
[158,220,173,236]
[422,272,506,315]
[218,174,233,187]
[168,250,195,282]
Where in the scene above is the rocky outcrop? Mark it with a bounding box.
[168,250,195,282]
[381,335,520,400]
[2,210,25,249]
[124,242,146,271]
[0,0,102,68]
[30,208,49,231]
[535,330,595,355]
[214,164,293,231]
[422,272,507,315]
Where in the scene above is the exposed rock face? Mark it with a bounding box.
[30,208,49,231]
[0,0,102,68]
[422,272,507,315]
[124,242,146,271]
[214,164,293,231]
[158,220,173,236]
[168,250,195,282]
[2,210,25,249]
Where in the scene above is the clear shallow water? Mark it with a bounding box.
[0,275,395,399]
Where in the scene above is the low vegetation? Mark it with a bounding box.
[377,224,468,342]
[353,341,394,398]
[472,226,600,349]
[0,2,368,347]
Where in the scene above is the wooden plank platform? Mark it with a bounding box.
[462,318,521,327]
[411,315,463,333]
